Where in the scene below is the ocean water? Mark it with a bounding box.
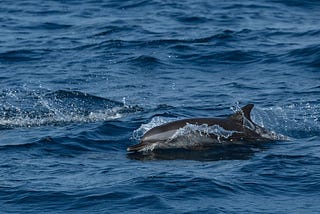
[1,0,320,213]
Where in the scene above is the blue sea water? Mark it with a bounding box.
[1,0,320,213]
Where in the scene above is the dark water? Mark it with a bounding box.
[1,0,320,213]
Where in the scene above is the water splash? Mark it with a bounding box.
[0,89,142,128]
[252,102,320,138]
[133,119,237,152]
[230,102,313,139]
[168,123,236,143]
[153,124,237,151]
[132,116,176,140]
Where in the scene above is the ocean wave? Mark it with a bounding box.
[286,44,320,68]
[0,89,142,128]
[127,55,164,67]
[1,0,320,212]
[0,49,45,62]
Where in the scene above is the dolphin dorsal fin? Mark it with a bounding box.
[230,104,254,123]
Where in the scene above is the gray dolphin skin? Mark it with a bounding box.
[127,104,276,152]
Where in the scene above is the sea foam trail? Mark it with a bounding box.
[0,89,142,128]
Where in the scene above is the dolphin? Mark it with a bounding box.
[127,104,284,152]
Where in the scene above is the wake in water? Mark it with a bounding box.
[0,88,142,128]
[251,103,320,138]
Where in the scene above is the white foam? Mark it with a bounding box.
[0,89,136,128]
[251,102,320,138]
[132,116,176,140]
[133,121,238,152]
[168,123,236,142]
[0,108,124,128]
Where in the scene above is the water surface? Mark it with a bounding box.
[1,0,320,213]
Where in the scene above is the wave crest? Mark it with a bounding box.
[0,89,142,128]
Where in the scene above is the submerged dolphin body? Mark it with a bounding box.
[127,104,282,152]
